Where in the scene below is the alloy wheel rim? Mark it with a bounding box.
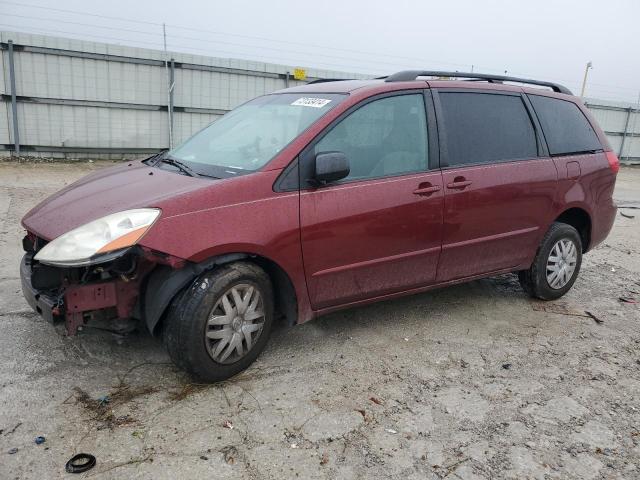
[546,239,578,290]
[205,283,265,364]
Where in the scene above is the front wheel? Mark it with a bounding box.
[518,222,582,300]
[163,262,274,382]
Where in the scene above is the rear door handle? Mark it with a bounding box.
[413,184,441,196]
[446,180,472,190]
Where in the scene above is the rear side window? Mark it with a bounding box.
[438,92,537,167]
[528,95,602,155]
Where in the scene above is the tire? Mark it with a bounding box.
[518,222,583,301]
[163,261,274,382]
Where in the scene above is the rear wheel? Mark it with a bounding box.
[518,222,582,300]
[163,262,274,382]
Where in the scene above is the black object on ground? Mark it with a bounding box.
[65,453,96,473]
[35,436,45,445]
[620,212,635,219]
[502,363,512,370]
[5,422,22,436]
[619,297,638,304]
[585,311,604,324]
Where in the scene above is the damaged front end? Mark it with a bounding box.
[20,232,183,336]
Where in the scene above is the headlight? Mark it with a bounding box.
[34,208,161,267]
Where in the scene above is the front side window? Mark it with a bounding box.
[528,94,602,155]
[169,93,345,177]
[314,94,428,181]
[438,92,538,167]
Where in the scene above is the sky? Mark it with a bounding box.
[1,0,639,102]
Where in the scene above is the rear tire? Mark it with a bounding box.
[518,222,582,300]
[163,262,274,382]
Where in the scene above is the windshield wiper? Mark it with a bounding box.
[159,156,200,177]
[145,149,168,166]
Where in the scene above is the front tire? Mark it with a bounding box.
[163,262,274,382]
[518,222,582,300]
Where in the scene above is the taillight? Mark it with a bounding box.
[606,151,620,174]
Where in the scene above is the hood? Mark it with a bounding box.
[22,161,215,240]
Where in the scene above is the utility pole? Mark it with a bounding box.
[580,61,592,98]
[162,23,174,149]
[162,22,167,52]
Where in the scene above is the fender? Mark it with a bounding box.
[142,253,247,334]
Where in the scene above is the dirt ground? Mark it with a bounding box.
[0,161,639,480]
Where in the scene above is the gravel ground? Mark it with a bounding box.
[0,161,639,480]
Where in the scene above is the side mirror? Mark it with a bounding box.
[313,151,350,185]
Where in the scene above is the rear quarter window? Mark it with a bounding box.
[528,95,602,155]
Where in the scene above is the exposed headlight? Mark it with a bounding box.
[34,208,161,267]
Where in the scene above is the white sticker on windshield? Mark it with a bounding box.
[291,97,332,108]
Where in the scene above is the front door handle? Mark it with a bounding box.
[446,177,472,190]
[413,183,441,196]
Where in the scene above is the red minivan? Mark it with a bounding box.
[20,71,618,381]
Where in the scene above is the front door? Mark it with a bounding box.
[299,92,444,309]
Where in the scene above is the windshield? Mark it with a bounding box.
[168,93,346,177]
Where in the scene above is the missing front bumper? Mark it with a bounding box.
[20,253,152,336]
[20,255,61,325]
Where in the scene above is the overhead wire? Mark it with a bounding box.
[0,1,637,101]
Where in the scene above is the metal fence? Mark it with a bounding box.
[0,31,367,159]
[584,99,640,164]
[1,31,638,163]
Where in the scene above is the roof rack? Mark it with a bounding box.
[306,78,355,84]
[383,70,572,95]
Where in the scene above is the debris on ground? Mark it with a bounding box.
[620,212,635,219]
[320,452,329,465]
[222,420,234,429]
[221,446,237,465]
[369,396,384,405]
[8,447,18,454]
[585,311,605,324]
[65,453,97,473]
[385,428,398,434]
[34,436,45,445]
[502,363,512,370]
[532,302,608,324]
[619,297,638,304]
[168,383,207,401]
[73,383,155,430]
[532,302,589,317]
[436,457,470,477]
[4,422,22,436]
